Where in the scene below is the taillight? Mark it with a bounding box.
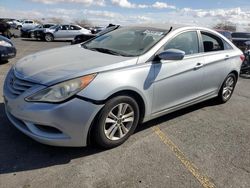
[240,54,245,62]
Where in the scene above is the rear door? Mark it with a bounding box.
[152,30,206,114]
[69,25,82,39]
[199,31,233,94]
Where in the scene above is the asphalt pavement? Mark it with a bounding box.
[0,34,249,188]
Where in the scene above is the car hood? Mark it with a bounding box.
[14,45,138,85]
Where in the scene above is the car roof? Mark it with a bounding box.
[125,25,221,35]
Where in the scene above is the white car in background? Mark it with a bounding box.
[21,20,39,30]
[6,19,23,29]
[43,24,91,41]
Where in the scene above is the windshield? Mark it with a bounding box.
[83,27,167,57]
[35,24,42,29]
[49,25,59,29]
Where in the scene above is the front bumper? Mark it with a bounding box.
[3,71,103,147]
[20,30,30,38]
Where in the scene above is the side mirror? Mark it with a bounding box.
[157,49,185,61]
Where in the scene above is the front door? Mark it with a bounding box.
[152,31,206,114]
[54,25,70,39]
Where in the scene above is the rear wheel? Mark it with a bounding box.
[93,96,140,148]
[217,73,237,103]
[44,33,54,42]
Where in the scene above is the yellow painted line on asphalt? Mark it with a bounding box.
[152,126,216,188]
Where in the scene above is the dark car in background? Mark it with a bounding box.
[0,35,16,62]
[232,32,250,51]
[71,25,120,44]
[216,30,232,41]
[21,24,55,38]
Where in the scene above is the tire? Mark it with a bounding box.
[93,96,140,149]
[44,33,54,42]
[217,73,237,103]
[17,25,21,30]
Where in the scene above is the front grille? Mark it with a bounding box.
[7,70,35,98]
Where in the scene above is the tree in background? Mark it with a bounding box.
[49,17,63,24]
[73,18,92,28]
[213,21,236,32]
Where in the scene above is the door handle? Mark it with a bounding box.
[194,63,204,70]
[224,55,230,60]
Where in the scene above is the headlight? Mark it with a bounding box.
[0,40,12,47]
[25,74,96,103]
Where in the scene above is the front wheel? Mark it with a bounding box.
[44,33,54,42]
[93,96,140,149]
[217,73,237,103]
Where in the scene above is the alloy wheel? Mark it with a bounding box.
[45,34,53,42]
[222,76,235,100]
[104,103,134,141]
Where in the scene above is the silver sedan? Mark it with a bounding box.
[3,26,243,148]
[43,24,91,42]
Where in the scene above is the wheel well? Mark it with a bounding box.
[230,70,238,81]
[87,90,146,146]
[106,90,146,123]
[45,32,53,37]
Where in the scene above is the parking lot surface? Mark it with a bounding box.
[0,36,250,188]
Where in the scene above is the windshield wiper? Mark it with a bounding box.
[82,45,135,57]
[88,47,123,56]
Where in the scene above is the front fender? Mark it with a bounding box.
[78,63,155,119]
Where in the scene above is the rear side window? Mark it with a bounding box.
[201,32,224,52]
[223,39,233,50]
[164,31,199,55]
[70,25,81,30]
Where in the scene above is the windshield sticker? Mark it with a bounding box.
[143,30,164,36]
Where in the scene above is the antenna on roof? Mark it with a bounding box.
[168,27,173,33]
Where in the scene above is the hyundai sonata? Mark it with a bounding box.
[3,26,243,148]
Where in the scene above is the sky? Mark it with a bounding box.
[1,0,250,30]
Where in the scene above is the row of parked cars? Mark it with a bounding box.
[0,18,118,62]
[7,19,39,30]
[20,22,119,43]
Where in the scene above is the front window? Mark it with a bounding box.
[163,31,199,55]
[83,27,167,57]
